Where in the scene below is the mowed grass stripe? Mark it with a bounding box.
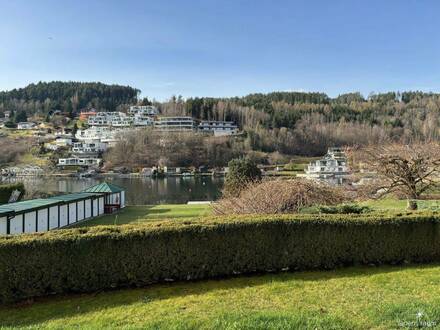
[73,204,212,227]
[1,264,440,329]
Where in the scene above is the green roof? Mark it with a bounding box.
[0,192,105,217]
[82,182,124,193]
[0,199,59,216]
[49,192,102,202]
[0,206,14,217]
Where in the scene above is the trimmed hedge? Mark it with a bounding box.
[1,213,440,303]
[0,183,25,204]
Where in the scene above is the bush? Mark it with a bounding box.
[224,158,262,197]
[0,137,30,164]
[0,183,25,204]
[2,213,440,303]
[317,204,371,214]
[214,179,347,215]
[3,121,16,128]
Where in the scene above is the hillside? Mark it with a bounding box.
[1,82,439,158]
[178,91,440,155]
[0,81,139,116]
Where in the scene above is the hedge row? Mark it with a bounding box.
[0,183,25,204]
[1,213,440,303]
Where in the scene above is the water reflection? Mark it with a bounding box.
[0,176,224,205]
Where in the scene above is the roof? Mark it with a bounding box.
[0,199,59,217]
[0,205,14,216]
[82,182,124,193]
[0,192,104,217]
[48,192,103,202]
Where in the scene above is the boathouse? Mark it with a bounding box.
[0,192,104,235]
[82,182,126,213]
[0,182,126,235]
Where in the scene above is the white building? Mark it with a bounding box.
[75,127,120,144]
[44,137,73,151]
[154,117,195,131]
[300,147,349,185]
[72,142,107,154]
[17,122,37,130]
[58,158,102,167]
[133,112,154,126]
[198,121,239,136]
[56,137,73,146]
[129,105,159,116]
[88,112,132,127]
[0,182,126,235]
[87,112,113,126]
[54,129,73,138]
[111,115,133,127]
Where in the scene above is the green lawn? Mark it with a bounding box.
[73,199,440,228]
[1,264,440,329]
[361,198,440,212]
[73,204,212,227]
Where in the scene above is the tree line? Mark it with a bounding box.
[0,81,139,117]
[161,91,440,156]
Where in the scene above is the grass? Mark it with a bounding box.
[74,199,440,228]
[361,198,440,212]
[74,204,212,227]
[0,129,35,138]
[1,264,440,329]
[3,198,440,328]
[17,152,49,167]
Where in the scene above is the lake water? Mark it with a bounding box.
[0,176,224,205]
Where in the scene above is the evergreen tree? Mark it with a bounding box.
[15,110,27,123]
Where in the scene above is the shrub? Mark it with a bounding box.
[213,178,347,215]
[317,204,371,214]
[0,183,25,204]
[0,137,30,164]
[3,121,16,128]
[223,158,262,197]
[1,213,440,303]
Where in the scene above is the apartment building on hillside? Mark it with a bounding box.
[154,116,195,131]
[129,105,159,116]
[198,121,239,136]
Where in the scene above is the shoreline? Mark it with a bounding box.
[0,172,228,179]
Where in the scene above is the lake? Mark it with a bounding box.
[0,176,224,205]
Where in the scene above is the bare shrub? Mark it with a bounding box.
[213,178,347,215]
[0,137,30,165]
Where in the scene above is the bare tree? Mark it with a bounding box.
[349,143,440,210]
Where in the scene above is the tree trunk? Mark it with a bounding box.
[407,199,418,210]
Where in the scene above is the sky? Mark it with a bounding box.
[1,0,439,100]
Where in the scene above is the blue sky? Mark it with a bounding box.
[1,0,439,100]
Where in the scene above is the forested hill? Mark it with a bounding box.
[156,90,440,155]
[1,81,439,156]
[0,81,139,115]
[183,90,440,128]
